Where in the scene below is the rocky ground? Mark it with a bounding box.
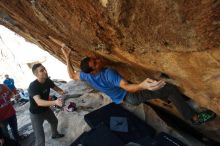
[13,80,218,146]
[15,80,111,146]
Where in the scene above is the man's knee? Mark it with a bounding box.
[54,118,58,125]
[49,115,58,126]
[46,110,58,124]
[128,101,141,106]
[124,98,141,106]
[51,113,58,124]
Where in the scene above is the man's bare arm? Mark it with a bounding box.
[33,95,62,107]
[120,79,143,93]
[120,78,166,93]
[61,46,80,80]
[52,85,65,95]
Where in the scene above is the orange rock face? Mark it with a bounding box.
[0,0,220,142]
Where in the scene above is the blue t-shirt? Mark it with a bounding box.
[80,68,127,104]
[3,78,15,90]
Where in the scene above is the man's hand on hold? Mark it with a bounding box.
[140,78,166,91]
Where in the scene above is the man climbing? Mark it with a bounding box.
[61,45,216,125]
[28,63,65,146]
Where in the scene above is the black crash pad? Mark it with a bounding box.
[151,132,187,146]
[70,124,124,146]
[84,103,155,144]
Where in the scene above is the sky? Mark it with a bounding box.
[0,25,70,88]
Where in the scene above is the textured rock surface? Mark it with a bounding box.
[0,0,220,143]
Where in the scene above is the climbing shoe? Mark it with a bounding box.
[192,110,216,125]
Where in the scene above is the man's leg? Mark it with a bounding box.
[160,84,196,120]
[124,87,161,105]
[1,120,10,138]
[44,109,58,136]
[30,112,45,146]
[7,114,20,140]
[124,83,196,120]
